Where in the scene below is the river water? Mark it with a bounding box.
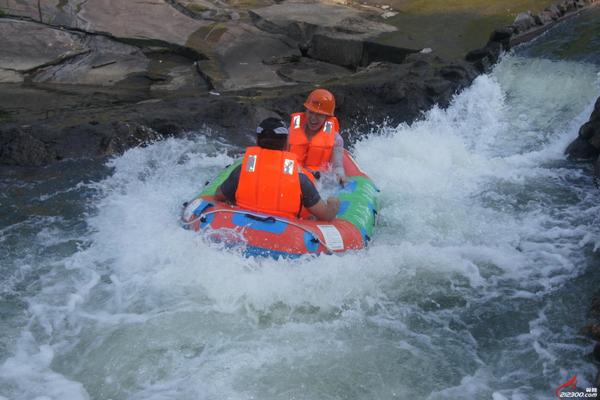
[2,9,600,400]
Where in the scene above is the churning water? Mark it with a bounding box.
[2,10,600,400]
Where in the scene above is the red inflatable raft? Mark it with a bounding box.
[181,151,379,258]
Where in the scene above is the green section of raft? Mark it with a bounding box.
[200,160,242,196]
[337,176,379,238]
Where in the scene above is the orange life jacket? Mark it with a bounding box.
[288,112,340,171]
[235,147,302,219]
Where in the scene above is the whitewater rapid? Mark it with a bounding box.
[2,48,600,400]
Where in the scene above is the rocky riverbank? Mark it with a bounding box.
[0,0,598,167]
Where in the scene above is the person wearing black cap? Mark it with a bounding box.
[215,118,340,221]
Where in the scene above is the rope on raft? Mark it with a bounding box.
[181,208,334,255]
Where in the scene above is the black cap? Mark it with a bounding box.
[256,118,288,139]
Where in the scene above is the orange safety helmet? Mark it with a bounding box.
[303,89,335,116]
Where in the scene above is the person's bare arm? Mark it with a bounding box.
[214,165,241,203]
[332,134,346,184]
[307,196,340,221]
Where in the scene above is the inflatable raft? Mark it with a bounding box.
[181,150,379,258]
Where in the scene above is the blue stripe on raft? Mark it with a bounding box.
[243,246,303,259]
[337,200,350,216]
[368,202,376,222]
[200,213,215,229]
[360,227,370,246]
[232,213,288,234]
[339,180,358,193]
[194,200,213,216]
[303,231,319,253]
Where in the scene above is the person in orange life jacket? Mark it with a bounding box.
[214,118,340,221]
[288,88,347,184]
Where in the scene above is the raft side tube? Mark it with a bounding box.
[182,151,378,257]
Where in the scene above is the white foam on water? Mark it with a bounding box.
[2,54,600,399]
[0,332,89,400]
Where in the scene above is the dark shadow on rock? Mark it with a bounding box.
[566,97,600,161]
[0,127,58,166]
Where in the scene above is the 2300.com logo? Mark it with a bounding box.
[556,375,598,398]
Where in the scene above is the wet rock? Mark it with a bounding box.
[167,0,236,21]
[562,0,578,12]
[592,339,600,400]
[1,0,73,24]
[582,324,600,341]
[425,78,453,97]
[0,127,57,166]
[534,10,555,25]
[376,79,407,105]
[485,41,504,64]
[0,18,208,91]
[565,136,599,159]
[249,2,394,42]
[489,27,514,50]
[594,343,600,362]
[100,122,163,156]
[0,94,235,164]
[509,0,600,48]
[590,132,600,149]
[513,11,536,34]
[465,42,502,73]
[249,2,399,70]
[557,2,569,14]
[545,5,562,19]
[150,64,208,92]
[31,35,149,87]
[0,20,88,74]
[0,69,23,83]
[74,0,212,51]
[305,35,419,69]
[263,55,302,65]
[438,65,472,82]
[249,7,316,41]
[362,42,419,65]
[276,58,353,83]
[2,1,214,72]
[579,121,596,140]
[465,47,490,63]
[308,34,364,68]
[565,97,600,159]
[206,23,300,90]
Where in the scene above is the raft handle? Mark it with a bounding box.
[245,214,276,223]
